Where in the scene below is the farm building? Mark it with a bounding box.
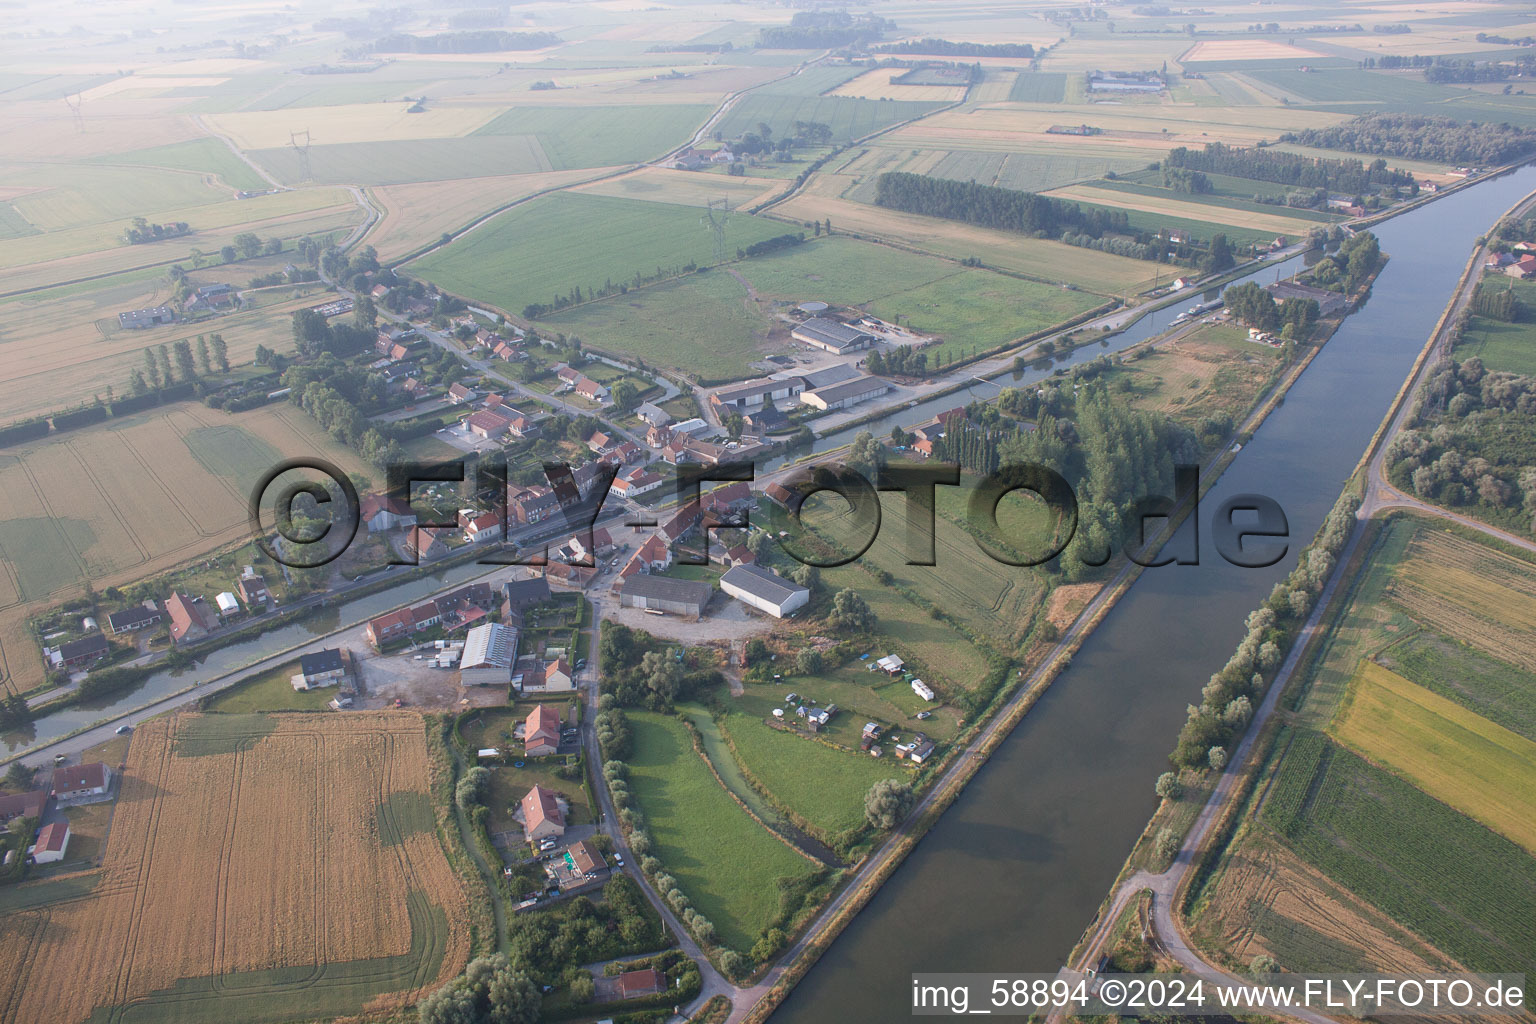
[293,648,347,690]
[709,376,804,413]
[117,305,175,330]
[617,968,666,998]
[521,785,566,841]
[791,318,876,354]
[52,763,113,803]
[620,575,712,618]
[29,822,69,865]
[524,705,562,756]
[799,375,890,412]
[106,602,161,635]
[799,363,860,390]
[720,564,810,618]
[460,623,519,686]
[0,790,49,824]
[56,634,109,670]
[876,654,905,675]
[165,592,212,643]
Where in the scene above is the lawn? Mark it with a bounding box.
[1330,662,1536,856]
[409,192,791,319]
[1261,731,1536,976]
[625,711,816,950]
[203,661,339,713]
[719,710,902,838]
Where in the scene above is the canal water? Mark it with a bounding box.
[770,166,1536,1023]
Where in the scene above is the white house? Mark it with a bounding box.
[29,822,69,864]
[293,648,347,691]
[51,762,113,803]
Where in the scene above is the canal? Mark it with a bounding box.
[769,166,1536,1023]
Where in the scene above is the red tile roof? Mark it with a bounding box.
[617,968,666,998]
[165,592,210,642]
[525,705,561,750]
[52,763,108,796]
[521,784,564,831]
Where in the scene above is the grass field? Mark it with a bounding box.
[1331,662,1536,855]
[1377,630,1536,742]
[1083,179,1340,224]
[0,713,469,1024]
[1007,72,1068,103]
[1104,322,1281,429]
[471,104,714,167]
[97,138,271,193]
[1387,530,1536,668]
[624,712,816,950]
[719,710,902,837]
[1261,731,1536,975]
[714,91,946,145]
[1245,68,1536,127]
[1045,184,1323,244]
[409,192,791,319]
[202,660,340,713]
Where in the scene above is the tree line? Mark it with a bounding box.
[1163,141,1415,195]
[875,38,1033,57]
[1281,113,1536,166]
[121,216,189,246]
[874,171,1129,240]
[372,30,560,53]
[757,11,894,48]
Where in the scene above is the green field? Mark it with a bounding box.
[410,192,790,319]
[925,150,1146,194]
[182,424,284,482]
[0,201,39,240]
[1247,69,1536,126]
[625,712,815,950]
[98,138,271,193]
[1061,197,1292,249]
[534,270,767,381]
[471,104,714,168]
[1455,279,1536,374]
[1377,630,1536,743]
[1007,72,1068,103]
[719,710,903,838]
[1083,179,1340,223]
[202,661,339,713]
[250,137,556,186]
[715,92,946,144]
[0,512,97,600]
[1262,731,1536,975]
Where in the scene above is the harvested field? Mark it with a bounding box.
[1387,531,1536,667]
[569,166,783,210]
[1180,41,1326,63]
[1045,184,1326,237]
[0,713,470,1024]
[205,103,500,150]
[1331,662,1536,856]
[825,69,966,103]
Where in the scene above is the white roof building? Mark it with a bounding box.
[215,592,240,616]
[911,679,935,702]
[720,564,810,618]
[460,622,519,686]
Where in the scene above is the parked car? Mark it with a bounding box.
[915,711,932,720]
[115,725,133,735]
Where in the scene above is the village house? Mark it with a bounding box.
[0,790,49,824]
[447,382,479,404]
[361,493,416,533]
[645,424,673,449]
[51,763,112,803]
[56,634,110,671]
[612,466,664,500]
[405,527,449,563]
[742,405,789,434]
[575,377,609,401]
[237,571,271,609]
[1507,254,1536,280]
[292,648,347,691]
[587,430,616,454]
[524,705,562,756]
[29,822,70,865]
[164,592,212,643]
[519,657,574,694]
[508,485,560,525]
[520,784,565,841]
[106,602,161,635]
[503,576,551,615]
[616,969,666,999]
[365,607,415,648]
[636,402,671,428]
[568,839,606,877]
[461,509,504,544]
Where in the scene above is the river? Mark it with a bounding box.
[769,166,1536,1023]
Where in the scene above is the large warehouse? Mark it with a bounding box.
[720,564,810,618]
[619,575,713,619]
[791,317,876,355]
[799,375,891,411]
[459,622,519,686]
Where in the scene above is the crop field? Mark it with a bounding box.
[1181,40,1326,62]
[1007,72,1068,103]
[926,149,1146,194]
[0,403,375,694]
[1376,631,1536,742]
[369,168,618,261]
[714,92,947,145]
[1261,730,1536,975]
[408,192,791,320]
[825,69,965,103]
[769,190,1161,294]
[569,165,784,209]
[625,712,817,950]
[470,104,714,168]
[0,713,470,1024]
[98,138,271,193]
[249,137,554,187]
[1386,530,1536,668]
[1084,179,1340,224]
[719,711,902,838]
[1045,184,1328,239]
[1331,662,1536,855]
[1244,69,1536,126]
[205,103,500,151]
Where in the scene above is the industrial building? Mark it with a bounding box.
[720,564,810,618]
[619,575,713,618]
[799,375,891,411]
[459,622,519,685]
[791,317,876,354]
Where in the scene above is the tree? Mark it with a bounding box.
[455,766,491,808]
[354,294,378,330]
[3,761,32,791]
[847,430,884,479]
[826,588,875,634]
[129,369,149,396]
[1153,826,1181,860]
[1154,771,1183,800]
[210,334,230,372]
[864,777,913,830]
[196,336,212,374]
[234,232,261,260]
[639,650,682,703]
[790,562,820,591]
[611,380,639,412]
[143,347,162,389]
[157,344,173,385]
[1250,954,1280,976]
[796,648,824,675]
[725,412,744,441]
[569,974,595,1004]
[419,954,539,1024]
[173,339,197,380]
[219,244,237,264]
[1203,233,1234,274]
[1208,745,1228,771]
[263,236,283,256]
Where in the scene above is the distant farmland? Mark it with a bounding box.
[0,713,471,1024]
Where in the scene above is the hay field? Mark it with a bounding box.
[205,103,501,150]
[370,168,618,261]
[1045,183,1324,236]
[769,191,1161,294]
[569,165,784,209]
[0,713,470,1024]
[1332,662,1536,856]
[1387,531,1536,668]
[1181,40,1326,62]
[825,69,966,103]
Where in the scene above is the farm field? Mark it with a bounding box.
[624,711,817,950]
[1386,530,1536,668]
[1376,630,1536,742]
[825,69,966,103]
[569,166,784,210]
[407,192,792,320]
[470,104,714,168]
[0,402,376,695]
[719,710,903,838]
[95,137,273,193]
[1243,69,1536,126]
[1330,661,1536,855]
[713,91,947,144]
[1259,731,1536,976]
[0,713,471,1024]
[1082,179,1340,224]
[1045,184,1324,242]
